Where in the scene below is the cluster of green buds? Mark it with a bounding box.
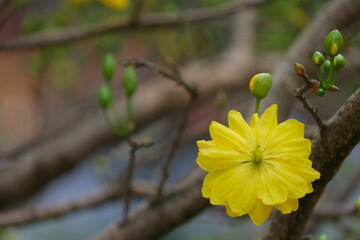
[312,29,345,97]
[249,73,272,113]
[98,53,138,136]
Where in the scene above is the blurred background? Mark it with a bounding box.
[0,0,359,239]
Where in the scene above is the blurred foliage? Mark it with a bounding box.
[22,0,331,94]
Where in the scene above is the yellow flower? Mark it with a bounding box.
[196,104,320,225]
[99,0,129,10]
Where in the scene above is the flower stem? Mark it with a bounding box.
[317,66,323,86]
[254,98,261,114]
[326,57,334,88]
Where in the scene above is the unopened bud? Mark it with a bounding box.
[323,60,331,73]
[317,234,328,240]
[324,29,343,57]
[333,54,346,69]
[317,88,326,97]
[249,73,272,100]
[123,66,138,98]
[312,51,325,66]
[98,84,113,108]
[294,63,306,78]
[102,54,117,81]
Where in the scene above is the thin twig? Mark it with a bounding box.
[294,64,325,129]
[120,58,198,98]
[120,58,198,203]
[0,180,155,227]
[0,0,271,50]
[122,138,152,223]
[154,98,195,203]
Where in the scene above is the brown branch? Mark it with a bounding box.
[0,180,155,227]
[120,58,198,98]
[263,88,360,240]
[120,58,199,203]
[0,0,271,51]
[89,168,208,240]
[154,98,194,203]
[122,138,153,222]
[293,64,324,129]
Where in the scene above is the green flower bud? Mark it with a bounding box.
[324,29,343,57]
[333,54,346,69]
[312,51,325,66]
[102,53,117,81]
[98,84,113,108]
[249,73,272,99]
[317,88,326,97]
[323,60,331,73]
[123,66,138,98]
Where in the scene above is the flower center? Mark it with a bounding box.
[252,145,263,164]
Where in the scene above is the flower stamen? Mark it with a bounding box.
[252,145,263,164]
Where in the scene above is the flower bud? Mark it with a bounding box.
[123,66,138,98]
[102,53,117,81]
[323,60,331,73]
[249,73,272,100]
[98,84,113,108]
[333,54,346,69]
[294,63,306,78]
[312,51,325,66]
[317,88,326,97]
[324,29,343,57]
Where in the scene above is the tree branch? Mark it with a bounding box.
[263,88,360,240]
[0,180,155,227]
[0,0,270,51]
[89,168,208,240]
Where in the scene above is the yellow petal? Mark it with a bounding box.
[248,199,273,225]
[266,119,304,147]
[265,138,311,162]
[250,113,259,129]
[228,164,258,215]
[263,162,309,199]
[228,110,256,147]
[275,198,299,214]
[202,166,245,205]
[257,165,287,205]
[256,105,278,147]
[209,121,249,152]
[225,204,238,217]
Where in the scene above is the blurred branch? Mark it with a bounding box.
[120,58,198,98]
[90,168,208,240]
[123,138,153,222]
[0,180,155,227]
[0,8,269,211]
[0,0,271,51]
[120,58,198,203]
